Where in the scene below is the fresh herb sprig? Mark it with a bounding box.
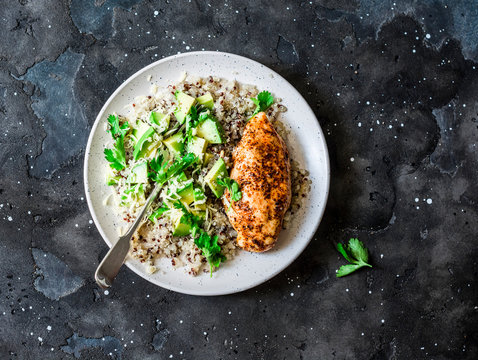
[104,115,129,171]
[336,238,372,277]
[194,231,226,277]
[172,201,226,276]
[217,177,242,202]
[173,201,202,237]
[184,105,209,154]
[148,153,197,184]
[251,91,274,117]
[148,204,169,223]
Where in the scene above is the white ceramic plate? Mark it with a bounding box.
[84,51,330,296]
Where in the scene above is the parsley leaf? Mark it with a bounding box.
[194,231,226,277]
[148,153,197,184]
[251,91,274,117]
[216,177,242,202]
[104,133,126,170]
[104,115,129,171]
[107,114,129,139]
[336,238,372,278]
[184,105,209,153]
[148,204,169,223]
[173,201,202,237]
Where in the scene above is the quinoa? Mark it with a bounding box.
[104,74,310,276]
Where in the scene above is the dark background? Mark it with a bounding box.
[1,0,477,359]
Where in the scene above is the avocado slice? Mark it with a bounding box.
[196,117,223,144]
[126,162,148,183]
[131,120,150,145]
[204,158,228,198]
[150,112,170,133]
[204,152,214,165]
[186,136,208,160]
[133,127,156,160]
[175,91,196,115]
[174,108,187,124]
[163,132,184,158]
[177,183,195,205]
[196,92,214,109]
[172,214,192,237]
[106,173,121,186]
[175,172,188,182]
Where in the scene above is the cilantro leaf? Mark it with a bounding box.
[148,204,169,223]
[107,114,129,139]
[336,238,372,277]
[173,201,202,237]
[347,238,369,264]
[336,243,354,263]
[217,177,242,202]
[250,91,274,117]
[184,105,209,154]
[104,115,129,171]
[104,136,126,170]
[336,264,362,277]
[148,153,197,184]
[194,231,226,277]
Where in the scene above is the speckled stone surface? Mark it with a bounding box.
[1,1,477,359]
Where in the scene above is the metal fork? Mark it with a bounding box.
[95,184,162,288]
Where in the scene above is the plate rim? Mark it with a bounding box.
[83,51,330,296]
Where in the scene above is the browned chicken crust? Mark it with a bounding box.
[223,112,292,252]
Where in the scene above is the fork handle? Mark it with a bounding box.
[94,184,161,288]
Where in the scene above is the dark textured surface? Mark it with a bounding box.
[1,0,477,359]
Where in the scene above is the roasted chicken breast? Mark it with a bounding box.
[223,112,291,252]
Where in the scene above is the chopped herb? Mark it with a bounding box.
[184,105,209,153]
[194,231,226,277]
[104,136,126,171]
[106,114,129,139]
[336,238,372,277]
[148,153,197,184]
[217,177,242,202]
[104,115,129,171]
[250,91,274,117]
[173,201,202,237]
[148,205,169,223]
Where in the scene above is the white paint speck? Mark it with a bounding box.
[154,10,159,16]
[426,33,431,39]
[104,290,109,296]
[426,198,432,204]
[47,325,52,331]
[38,337,43,342]
[381,319,385,323]
[7,216,13,221]
[358,122,362,127]
[290,292,294,297]
[415,198,419,202]
[350,157,355,162]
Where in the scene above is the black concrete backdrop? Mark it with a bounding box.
[0,1,477,359]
